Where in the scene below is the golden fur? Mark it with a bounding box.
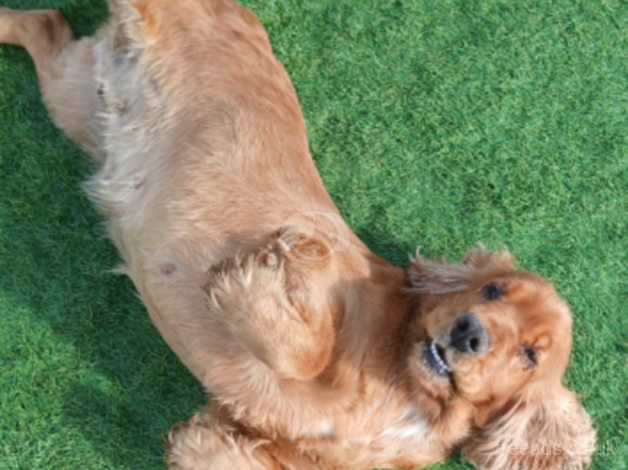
[0,1,595,468]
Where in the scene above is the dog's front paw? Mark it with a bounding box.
[166,409,275,470]
[166,412,215,470]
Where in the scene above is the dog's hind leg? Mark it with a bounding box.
[0,8,102,157]
[203,230,337,383]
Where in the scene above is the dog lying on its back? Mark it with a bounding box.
[0,1,595,468]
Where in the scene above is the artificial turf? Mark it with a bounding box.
[0,0,625,468]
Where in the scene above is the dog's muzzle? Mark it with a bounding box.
[450,312,490,355]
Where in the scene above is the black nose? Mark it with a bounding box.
[450,312,490,355]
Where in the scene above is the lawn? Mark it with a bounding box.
[0,0,625,469]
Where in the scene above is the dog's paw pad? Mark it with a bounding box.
[274,228,332,264]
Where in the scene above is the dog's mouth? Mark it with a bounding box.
[423,340,451,377]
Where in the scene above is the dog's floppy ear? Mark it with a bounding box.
[407,245,515,295]
[462,244,514,271]
[461,382,596,470]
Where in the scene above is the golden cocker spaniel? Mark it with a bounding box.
[0,1,595,468]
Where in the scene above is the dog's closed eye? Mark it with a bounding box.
[481,282,503,300]
[522,346,537,368]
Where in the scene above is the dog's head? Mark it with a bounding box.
[405,246,596,469]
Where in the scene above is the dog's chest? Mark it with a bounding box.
[360,405,430,451]
[304,405,436,468]
[377,406,429,441]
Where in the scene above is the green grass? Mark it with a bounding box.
[0,0,625,468]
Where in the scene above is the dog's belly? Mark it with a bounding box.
[80,20,345,383]
[85,132,317,382]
